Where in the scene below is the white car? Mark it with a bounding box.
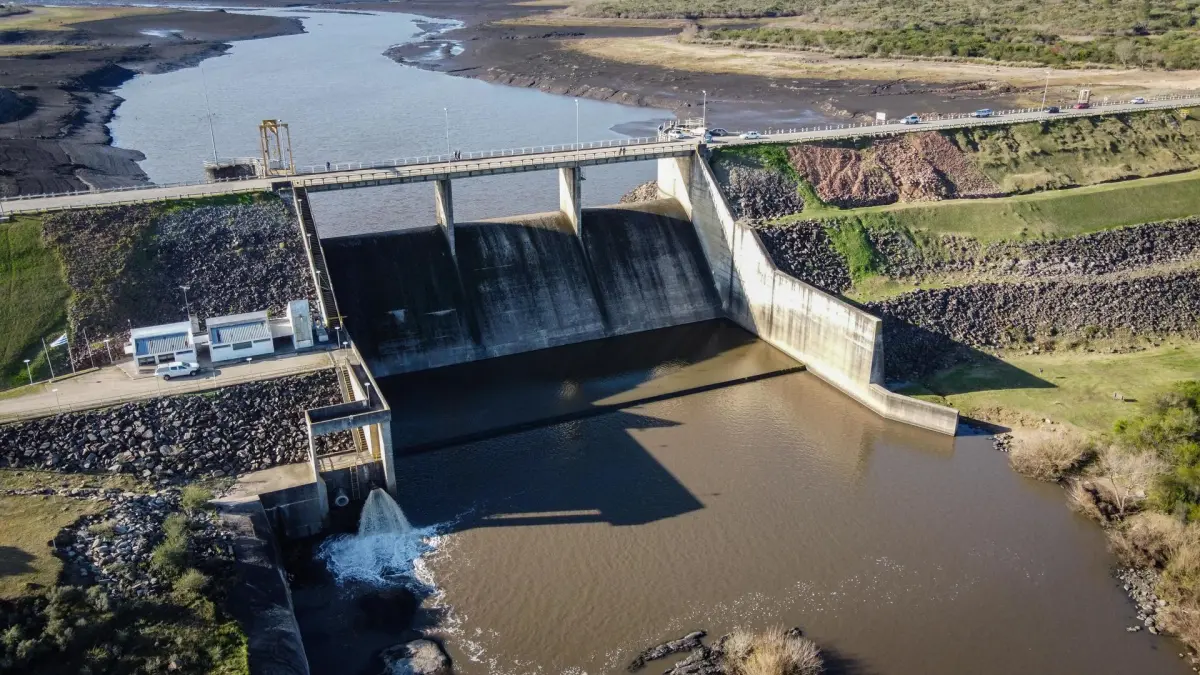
[1131,97,1146,104]
[739,131,762,140]
[666,129,689,140]
[901,114,921,125]
[155,361,200,380]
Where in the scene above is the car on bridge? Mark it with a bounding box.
[901,115,921,125]
[1045,106,1061,114]
[667,129,690,140]
[971,109,993,118]
[155,361,200,381]
[1131,97,1147,104]
[710,128,729,137]
[739,131,763,140]
[1073,102,1090,109]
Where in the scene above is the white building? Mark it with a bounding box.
[208,311,275,363]
[129,321,197,367]
[287,299,314,350]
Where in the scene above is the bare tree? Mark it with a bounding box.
[1115,40,1136,69]
[1098,446,1167,517]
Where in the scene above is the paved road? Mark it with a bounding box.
[4,95,1199,215]
[0,350,337,423]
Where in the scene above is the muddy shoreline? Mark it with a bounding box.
[0,8,303,196]
[375,0,1026,130]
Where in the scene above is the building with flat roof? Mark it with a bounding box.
[208,311,275,363]
[129,321,197,367]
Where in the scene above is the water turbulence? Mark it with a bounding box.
[319,488,440,587]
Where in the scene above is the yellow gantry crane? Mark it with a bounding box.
[258,119,295,176]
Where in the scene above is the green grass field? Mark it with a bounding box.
[904,342,1200,433]
[0,494,103,598]
[0,216,69,388]
[822,170,1200,243]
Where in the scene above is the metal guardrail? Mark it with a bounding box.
[0,353,335,424]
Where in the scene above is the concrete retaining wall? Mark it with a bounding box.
[672,153,959,435]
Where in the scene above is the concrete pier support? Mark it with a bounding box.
[656,155,694,219]
[558,166,582,234]
[377,422,397,494]
[435,179,455,254]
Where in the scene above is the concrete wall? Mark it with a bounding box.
[675,153,959,435]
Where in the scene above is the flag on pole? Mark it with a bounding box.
[49,333,68,348]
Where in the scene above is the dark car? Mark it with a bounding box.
[1045,106,1060,113]
[709,128,729,137]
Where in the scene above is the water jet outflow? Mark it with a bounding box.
[318,488,438,587]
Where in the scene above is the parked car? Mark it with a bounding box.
[709,128,729,137]
[155,361,200,381]
[1073,102,1090,109]
[739,131,762,140]
[1045,106,1060,114]
[666,129,689,140]
[1131,96,1146,104]
[971,109,993,118]
[901,115,921,125]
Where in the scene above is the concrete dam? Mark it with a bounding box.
[324,200,723,377]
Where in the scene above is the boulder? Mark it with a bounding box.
[378,639,451,675]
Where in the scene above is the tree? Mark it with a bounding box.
[1115,40,1136,68]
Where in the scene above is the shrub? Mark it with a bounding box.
[173,569,209,598]
[180,486,214,514]
[163,513,190,540]
[1009,436,1093,481]
[1109,512,1192,568]
[151,514,193,580]
[724,626,823,675]
[87,520,116,539]
[1094,446,1168,517]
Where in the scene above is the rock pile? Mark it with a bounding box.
[869,271,1200,377]
[1119,567,1167,634]
[754,221,851,292]
[154,200,316,319]
[713,164,804,221]
[52,488,232,598]
[619,181,661,204]
[0,371,352,480]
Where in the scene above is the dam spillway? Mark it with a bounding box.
[322,199,723,377]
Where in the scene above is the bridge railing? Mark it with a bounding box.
[294,135,665,174]
[297,142,697,189]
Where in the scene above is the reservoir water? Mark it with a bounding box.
[104,10,1191,675]
[108,8,670,236]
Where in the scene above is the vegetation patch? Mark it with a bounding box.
[0,216,69,389]
[0,495,102,599]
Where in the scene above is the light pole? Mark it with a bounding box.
[443,108,451,157]
[51,388,61,413]
[180,285,191,319]
[103,338,113,364]
[200,64,219,161]
[335,325,342,349]
[702,89,707,128]
[23,359,31,385]
[1041,70,1051,110]
[575,99,580,147]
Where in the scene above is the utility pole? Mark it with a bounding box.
[702,90,707,128]
[444,108,451,157]
[1041,71,1051,110]
[575,99,580,147]
[41,337,54,379]
[180,285,191,318]
[200,65,218,161]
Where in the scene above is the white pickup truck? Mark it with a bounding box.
[155,361,200,380]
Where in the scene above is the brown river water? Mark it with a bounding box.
[381,320,1190,675]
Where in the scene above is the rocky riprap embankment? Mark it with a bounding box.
[0,371,352,480]
[867,217,1200,281]
[13,486,234,598]
[712,164,804,221]
[869,270,1200,378]
[754,221,852,293]
[1119,567,1168,634]
[42,198,316,365]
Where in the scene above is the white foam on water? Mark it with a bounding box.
[318,488,445,587]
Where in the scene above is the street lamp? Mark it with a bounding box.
[335,325,342,349]
[103,338,113,364]
[575,99,580,147]
[443,107,451,158]
[702,89,707,128]
[1041,70,1051,110]
[51,388,61,412]
[23,359,31,385]
[180,285,191,319]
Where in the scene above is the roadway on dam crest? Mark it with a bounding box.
[4,95,1198,215]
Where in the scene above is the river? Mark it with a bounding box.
[108,8,670,236]
[105,9,1190,675]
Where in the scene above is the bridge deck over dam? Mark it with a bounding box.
[4,93,1197,215]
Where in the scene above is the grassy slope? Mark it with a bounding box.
[822,170,1200,243]
[0,216,69,387]
[0,495,103,598]
[903,343,1200,433]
